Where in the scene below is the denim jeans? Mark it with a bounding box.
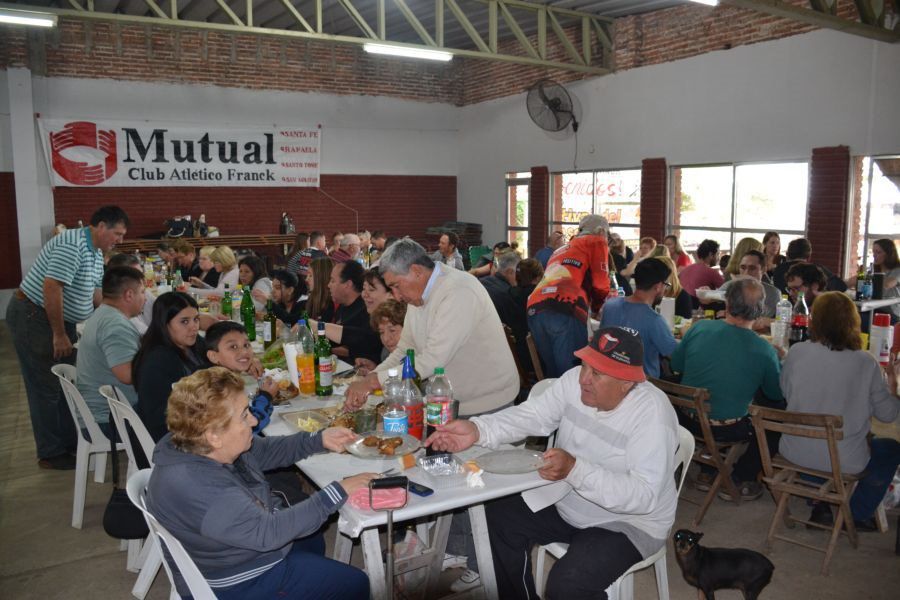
[6,294,77,459]
[209,534,369,600]
[850,438,900,521]
[527,310,589,378]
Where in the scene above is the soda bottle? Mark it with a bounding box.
[788,291,809,347]
[173,270,185,292]
[425,367,457,456]
[855,265,866,301]
[772,294,792,348]
[221,284,233,319]
[240,284,256,341]
[405,349,424,392]
[295,320,316,395]
[263,299,277,348]
[400,355,424,440]
[608,273,620,300]
[315,321,333,396]
[381,368,408,434]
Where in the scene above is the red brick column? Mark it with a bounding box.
[640,158,667,242]
[529,166,550,257]
[807,146,850,276]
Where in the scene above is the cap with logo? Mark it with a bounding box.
[574,326,646,382]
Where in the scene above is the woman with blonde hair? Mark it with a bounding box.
[188,245,221,288]
[779,292,900,531]
[654,256,693,319]
[190,245,239,294]
[305,256,334,321]
[146,367,374,599]
[663,234,692,272]
[620,236,657,279]
[723,237,764,281]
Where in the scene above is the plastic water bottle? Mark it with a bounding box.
[400,356,424,440]
[382,368,408,434]
[425,367,457,456]
[772,294,792,348]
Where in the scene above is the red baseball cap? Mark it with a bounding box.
[574,326,646,382]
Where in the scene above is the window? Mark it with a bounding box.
[550,168,641,248]
[670,161,808,255]
[854,155,900,270]
[506,171,530,257]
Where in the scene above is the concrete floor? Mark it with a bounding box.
[1,322,898,599]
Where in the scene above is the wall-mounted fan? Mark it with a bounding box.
[526,79,579,133]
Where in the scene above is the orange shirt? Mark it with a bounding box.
[527,235,610,323]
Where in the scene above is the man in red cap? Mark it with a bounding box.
[427,326,679,600]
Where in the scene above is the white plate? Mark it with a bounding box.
[344,432,420,459]
[475,449,545,474]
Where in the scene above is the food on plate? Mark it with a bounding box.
[378,437,403,456]
[362,435,380,447]
[296,417,324,433]
[260,340,287,370]
[332,412,356,429]
[275,382,299,404]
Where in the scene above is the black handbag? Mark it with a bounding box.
[102,423,149,540]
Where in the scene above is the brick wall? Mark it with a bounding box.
[528,166,549,257]
[807,146,851,276]
[53,174,457,243]
[0,2,869,107]
[0,20,463,104]
[0,173,21,288]
[640,158,667,242]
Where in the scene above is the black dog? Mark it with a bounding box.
[673,529,774,599]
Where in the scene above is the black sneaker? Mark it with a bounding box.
[807,502,834,528]
[38,454,77,470]
[852,518,878,533]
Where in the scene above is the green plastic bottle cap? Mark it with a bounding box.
[434,367,445,375]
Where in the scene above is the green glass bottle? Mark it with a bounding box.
[315,321,333,396]
[263,299,277,348]
[240,284,256,341]
[406,348,423,392]
[221,284,232,319]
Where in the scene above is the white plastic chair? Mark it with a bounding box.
[104,386,167,598]
[50,364,125,529]
[127,469,216,600]
[534,426,695,600]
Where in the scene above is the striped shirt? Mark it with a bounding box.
[20,227,103,323]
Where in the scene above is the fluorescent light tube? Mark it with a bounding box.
[0,8,58,27]
[363,43,453,62]
[686,0,719,5]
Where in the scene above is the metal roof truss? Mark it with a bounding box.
[2,0,615,75]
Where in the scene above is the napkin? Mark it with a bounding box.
[466,468,485,489]
[521,481,572,513]
[348,487,407,511]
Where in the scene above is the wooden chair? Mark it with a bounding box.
[650,377,747,526]
[748,405,860,575]
[503,325,529,388]
[526,333,545,381]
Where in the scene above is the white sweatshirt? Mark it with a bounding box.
[472,369,679,557]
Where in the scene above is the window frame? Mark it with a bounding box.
[667,159,809,252]
[505,172,531,256]
[548,166,643,240]
[855,154,900,271]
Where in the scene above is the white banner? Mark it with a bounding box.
[37,118,321,187]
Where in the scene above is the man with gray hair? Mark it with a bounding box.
[481,249,521,331]
[344,237,521,592]
[344,238,519,415]
[330,233,362,264]
[526,213,611,378]
[670,278,783,501]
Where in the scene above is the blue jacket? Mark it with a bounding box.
[147,432,347,593]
